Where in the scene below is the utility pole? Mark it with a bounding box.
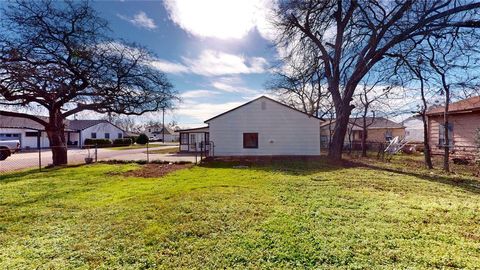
[162,107,165,143]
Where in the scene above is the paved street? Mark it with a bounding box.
[0,145,197,173]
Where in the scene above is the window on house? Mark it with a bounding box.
[439,123,454,146]
[190,134,196,144]
[385,130,393,141]
[243,133,258,148]
[105,133,110,139]
[148,129,151,132]
[91,132,97,139]
[180,133,188,144]
[205,133,210,145]
[25,131,40,137]
[118,133,123,139]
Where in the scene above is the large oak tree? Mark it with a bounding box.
[274,0,480,160]
[0,0,177,165]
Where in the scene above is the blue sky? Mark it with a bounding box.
[92,0,278,127]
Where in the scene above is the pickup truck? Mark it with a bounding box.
[0,140,20,160]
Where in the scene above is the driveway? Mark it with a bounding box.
[0,145,197,173]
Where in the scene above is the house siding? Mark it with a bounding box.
[0,128,50,149]
[207,97,321,156]
[80,123,124,147]
[428,112,480,156]
[403,118,425,143]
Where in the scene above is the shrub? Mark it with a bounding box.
[113,138,132,146]
[124,136,138,144]
[136,133,149,145]
[84,138,112,147]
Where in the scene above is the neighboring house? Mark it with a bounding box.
[402,116,425,143]
[145,124,179,142]
[320,117,405,148]
[0,115,124,149]
[196,96,322,156]
[426,95,480,156]
[178,126,210,153]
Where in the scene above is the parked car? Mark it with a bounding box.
[0,140,20,160]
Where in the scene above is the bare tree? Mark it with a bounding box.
[267,60,330,118]
[102,114,138,133]
[273,0,480,161]
[0,1,177,165]
[352,71,394,157]
[395,55,435,169]
[425,34,480,172]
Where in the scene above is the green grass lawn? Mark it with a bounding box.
[110,143,179,151]
[1,161,479,269]
[144,146,178,154]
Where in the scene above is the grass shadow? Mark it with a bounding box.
[200,157,346,176]
[0,163,88,184]
[347,160,480,195]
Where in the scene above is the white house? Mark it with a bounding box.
[144,124,179,142]
[402,116,425,143]
[194,96,322,156]
[0,115,125,149]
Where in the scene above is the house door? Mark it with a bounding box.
[190,134,196,151]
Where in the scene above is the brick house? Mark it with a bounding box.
[426,96,480,157]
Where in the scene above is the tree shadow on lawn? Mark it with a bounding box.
[200,157,350,176]
[346,160,480,195]
[201,157,480,194]
[0,163,87,184]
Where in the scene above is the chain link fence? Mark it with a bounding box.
[0,142,197,174]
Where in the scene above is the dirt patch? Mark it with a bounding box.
[123,163,193,178]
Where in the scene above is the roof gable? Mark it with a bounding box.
[204,96,323,123]
[426,96,480,115]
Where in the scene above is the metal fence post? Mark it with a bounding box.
[194,143,198,164]
[95,144,98,163]
[146,142,149,163]
[38,134,41,172]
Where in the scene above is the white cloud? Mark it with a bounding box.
[211,76,259,95]
[149,59,189,73]
[164,0,277,40]
[118,11,157,30]
[149,50,268,76]
[184,50,268,76]
[176,100,244,121]
[180,90,220,98]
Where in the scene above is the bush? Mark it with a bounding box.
[136,133,149,145]
[84,138,112,147]
[124,136,138,144]
[113,138,132,146]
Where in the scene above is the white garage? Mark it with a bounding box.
[204,96,322,156]
[0,116,125,149]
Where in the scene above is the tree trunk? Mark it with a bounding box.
[421,113,433,169]
[419,76,433,169]
[328,106,351,161]
[443,101,450,172]
[46,109,68,166]
[361,115,368,157]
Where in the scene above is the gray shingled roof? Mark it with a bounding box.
[349,117,404,129]
[0,115,49,130]
[0,115,120,131]
[321,117,404,130]
[67,120,110,130]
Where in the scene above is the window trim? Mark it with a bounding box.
[25,131,40,137]
[243,133,259,149]
[180,133,189,145]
